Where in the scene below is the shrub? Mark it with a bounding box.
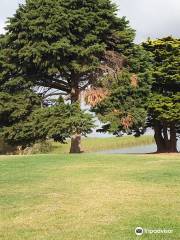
[23,141,53,155]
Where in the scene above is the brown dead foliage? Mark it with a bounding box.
[99,51,126,78]
[130,74,138,87]
[121,114,134,129]
[84,88,109,107]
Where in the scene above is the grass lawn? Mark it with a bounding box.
[0,153,179,240]
[51,135,154,153]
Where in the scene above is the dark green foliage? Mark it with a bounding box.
[148,94,180,124]
[31,102,94,143]
[143,37,180,152]
[0,14,95,151]
[0,97,94,148]
[143,37,180,124]
[0,0,136,152]
[0,91,41,128]
[4,0,135,100]
[0,41,94,150]
[93,37,179,152]
[0,87,42,148]
[0,34,42,148]
[93,45,152,136]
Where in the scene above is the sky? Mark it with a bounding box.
[0,0,180,42]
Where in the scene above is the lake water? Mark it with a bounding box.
[98,141,180,154]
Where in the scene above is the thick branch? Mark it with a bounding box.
[39,81,70,93]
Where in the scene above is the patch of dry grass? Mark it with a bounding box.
[0,154,179,240]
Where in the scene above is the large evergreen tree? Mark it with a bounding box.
[92,37,180,153]
[0,34,41,150]
[3,0,135,152]
[88,45,152,137]
[143,37,180,153]
[0,34,94,153]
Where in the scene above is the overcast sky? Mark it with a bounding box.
[0,0,180,42]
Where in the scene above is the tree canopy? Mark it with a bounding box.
[89,45,152,137]
[1,0,178,154]
[143,37,180,152]
[0,33,94,151]
[1,0,137,153]
[4,0,135,102]
[91,37,179,153]
[0,100,94,149]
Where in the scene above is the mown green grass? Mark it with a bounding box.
[0,153,179,240]
[51,135,154,153]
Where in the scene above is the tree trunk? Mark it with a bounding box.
[70,134,83,153]
[163,125,169,150]
[169,123,178,153]
[70,84,83,153]
[71,86,80,104]
[154,123,166,153]
[154,122,178,153]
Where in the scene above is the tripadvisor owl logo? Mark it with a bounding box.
[135,227,144,236]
